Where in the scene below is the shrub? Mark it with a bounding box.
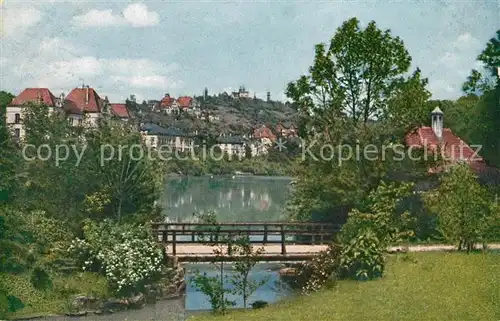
[68,220,164,296]
[339,230,385,280]
[293,244,342,294]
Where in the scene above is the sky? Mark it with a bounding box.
[0,0,499,103]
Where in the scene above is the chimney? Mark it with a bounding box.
[431,106,444,140]
[85,85,89,104]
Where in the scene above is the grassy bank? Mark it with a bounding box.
[190,252,500,321]
[1,272,108,320]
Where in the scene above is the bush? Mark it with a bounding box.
[68,220,164,296]
[339,230,385,280]
[292,244,342,294]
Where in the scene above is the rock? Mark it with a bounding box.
[71,295,98,312]
[65,311,88,317]
[99,298,129,314]
[177,280,186,293]
[128,293,146,309]
[252,300,268,309]
[278,267,297,277]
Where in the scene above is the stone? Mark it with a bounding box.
[128,293,146,309]
[99,298,129,314]
[70,295,98,312]
[278,267,297,277]
[165,284,178,296]
[177,280,186,293]
[65,311,88,317]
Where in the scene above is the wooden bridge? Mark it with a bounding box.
[151,222,341,262]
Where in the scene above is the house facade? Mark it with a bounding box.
[215,135,247,158]
[6,86,131,142]
[140,122,194,152]
[276,122,297,137]
[154,94,200,116]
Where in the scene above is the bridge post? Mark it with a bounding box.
[280,225,286,255]
[172,231,177,256]
[263,225,268,245]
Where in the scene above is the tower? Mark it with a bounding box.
[266,91,271,102]
[431,106,443,139]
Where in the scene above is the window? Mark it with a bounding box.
[68,118,74,126]
[14,113,20,124]
[14,128,20,139]
[78,119,83,126]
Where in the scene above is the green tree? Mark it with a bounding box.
[422,163,492,252]
[285,18,431,223]
[0,91,17,203]
[230,236,267,309]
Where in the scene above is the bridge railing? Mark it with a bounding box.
[151,222,341,256]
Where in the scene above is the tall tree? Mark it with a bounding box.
[0,91,17,203]
[285,18,431,222]
[462,30,500,166]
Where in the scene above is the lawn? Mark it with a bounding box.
[0,272,108,319]
[189,252,500,321]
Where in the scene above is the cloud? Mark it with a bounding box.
[71,9,125,27]
[1,7,43,37]
[453,32,481,50]
[122,3,160,27]
[71,3,159,28]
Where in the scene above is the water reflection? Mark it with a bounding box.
[161,176,293,222]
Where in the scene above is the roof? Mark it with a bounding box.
[159,94,175,108]
[431,106,443,114]
[177,96,192,108]
[10,88,58,107]
[64,87,103,114]
[140,123,187,137]
[254,125,277,141]
[405,126,496,175]
[110,103,130,118]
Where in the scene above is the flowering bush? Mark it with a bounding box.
[293,244,342,294]
[68,220,164,295]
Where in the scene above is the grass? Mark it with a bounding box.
[0,271,109,320]
[189,252,500,321]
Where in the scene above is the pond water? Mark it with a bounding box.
[161,175,293,222]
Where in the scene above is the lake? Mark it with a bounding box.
[161,175,294,222]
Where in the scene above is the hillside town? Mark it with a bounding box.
[5,85,298,158]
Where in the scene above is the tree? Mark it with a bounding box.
[230,237,267,309]
[0,91,17,203]
[422,163,492,252]
[461,30,500,166]
[285,18,431,223]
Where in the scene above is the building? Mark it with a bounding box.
[215,135,247,158]
[6,88,62,141]
[405,107,494,177]
[64,85,109,127]
[110,103,132,121]
[140,122,194,152]
[6,86,131,142]
[276,122,297,137]
[231,86,250,99]
[154,94,200,116]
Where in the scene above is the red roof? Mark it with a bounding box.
[64,87,103,114]
[110,103,130,118]
[159,94,175,109]
[10,88,57,107]
[405,126,489,173]
[254,126,276,142]
[177,96,192,108]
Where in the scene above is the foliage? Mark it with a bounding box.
[422,163,494,251]
[339,181,416,248]
[191,271,235,314]
[230,237,267,309]
[339,230,385,280]
[292,244,342,294]
[68,220,164,295]
[285,18,432,223]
